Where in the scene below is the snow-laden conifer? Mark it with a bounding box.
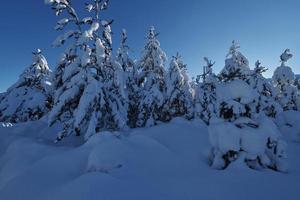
[247,60,282,117]
[137,26,167,127]
[209,41,287,172]
[164,53,194,120]
[194,57,218,124]
[116,30,141,128]
[272,49,299,111]
[0,49,52,122]
[47,0,127,141]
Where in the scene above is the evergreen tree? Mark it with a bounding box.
[116,29,141,128]
[137,26,167,127]
[164,53,194,120]
[195,57,218,124]
[47,0,127,141]
[247,60,282,117]
[116,29,134,72]
[0,49,52,122]
[209,41,287,172]
[272,49,299,111]
[219,40,250,81]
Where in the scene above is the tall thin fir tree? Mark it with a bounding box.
[164,53,194,120]
[99,35,129,134]
[137,26,167,127]
[272,49,299,111]
[116,29,141,128]
[0,49,52,122]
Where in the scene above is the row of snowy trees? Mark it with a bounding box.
[0,0,298,172]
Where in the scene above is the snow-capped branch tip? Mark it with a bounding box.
[203,57,215,68]
[254,60,268,73]
[85,0,110,13]
[171,52,181,61]
[44,0,69,5]
[121,29,127,44]
[100,0,110,10]
[32,49,42,55]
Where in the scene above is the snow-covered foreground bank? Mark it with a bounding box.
[0,118,299,200]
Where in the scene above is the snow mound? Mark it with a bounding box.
[216,79,257,104]
[272,65,295,84]
[209,116,287,171]
[276,111,300,142]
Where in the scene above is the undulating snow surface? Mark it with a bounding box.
[0,117,299,200]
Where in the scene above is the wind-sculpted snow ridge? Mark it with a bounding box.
[0,118,300,200]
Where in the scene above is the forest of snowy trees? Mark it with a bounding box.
[0,0,300,172]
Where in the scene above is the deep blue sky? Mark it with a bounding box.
[1,0,300,92]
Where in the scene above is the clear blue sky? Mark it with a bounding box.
[1,0,300,92]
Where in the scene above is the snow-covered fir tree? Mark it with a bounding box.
[164,53,194,120]
[194,57,218,124]
[116,29,141,128]
[209,41,287,172]
[116,29,134,72]
[0,49,52,123]
[219,40,250,81]
[247,60,282,117]
[272,49,299,111]
[137,26,168,127]
[47,0,127,141]
[92,26,128,135]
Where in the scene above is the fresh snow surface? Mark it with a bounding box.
[276,111,300,142]
[0,117,299,200]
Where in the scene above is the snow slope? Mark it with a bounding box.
[0,118,299,200]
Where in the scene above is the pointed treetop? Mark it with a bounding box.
[171,53,187,70]
[280,49,293,66]
[33,49,42,55]
[148,26,159,40]
[201,57,215,82]
[254,60,267,74]
[255,60,261,69]
[204,57,215,68]
[121,29,127,45]
[226,40,240,58]
[204,57,215,74]
[172,52,181,61]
